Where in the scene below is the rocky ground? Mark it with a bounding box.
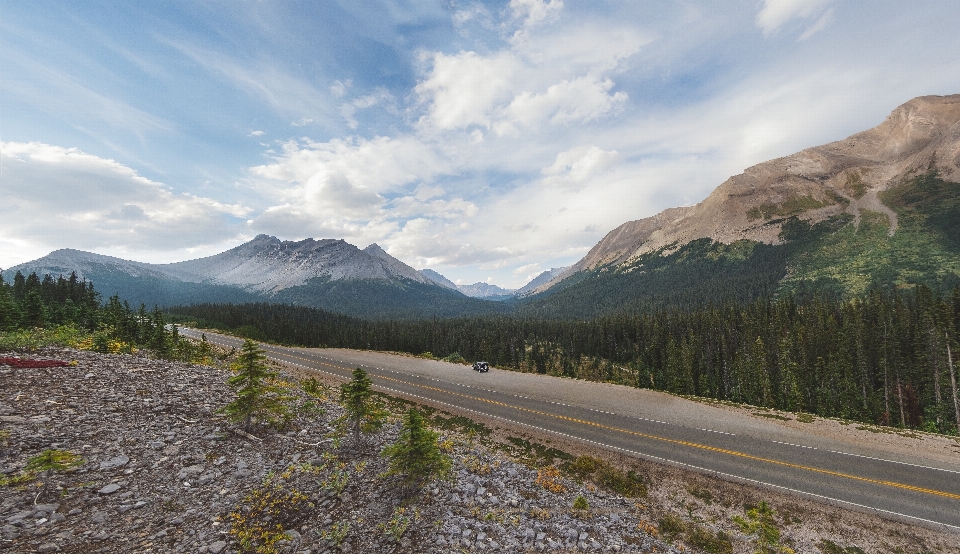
[1,346,957,553]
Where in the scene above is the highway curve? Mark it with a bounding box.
[180,328,960,532]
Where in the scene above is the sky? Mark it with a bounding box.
[1,1,960,289]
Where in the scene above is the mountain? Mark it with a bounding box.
[3,236,507,319]
[516,267,569,296]
[420,267,565,301]
[457,282,517,301]
[419,269,458,290]
[520,94,960,316]
[160,235,433,293]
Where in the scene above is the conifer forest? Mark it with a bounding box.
[169,285,960,434]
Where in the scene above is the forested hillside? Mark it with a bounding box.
[170,284,960,434]
[515,172,960,318]
[271,277,511,320]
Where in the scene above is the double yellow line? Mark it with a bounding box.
[229,337,960,502]
[370,373,960,501]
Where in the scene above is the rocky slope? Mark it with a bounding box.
[535,94,960,293]
[418,269,458,290]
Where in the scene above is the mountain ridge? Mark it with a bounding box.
[533,94,960,294]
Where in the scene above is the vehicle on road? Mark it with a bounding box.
[472,361,490,372]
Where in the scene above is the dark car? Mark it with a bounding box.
[472,361,490,372]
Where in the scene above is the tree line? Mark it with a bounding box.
[170,285,960,434]
[0,271,206,361]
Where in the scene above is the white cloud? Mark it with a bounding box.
[513,262,542,283]
[415,50,520,131]
[390,196,478,220]
[291,117,314,127]
[248,130,265,137]
[506,76,628,126]
[413,184,445,201]
[756,0,837,35]
[415,18,644,136]
[340,88,394,129]
[250,135,449,194]
[508,0,564,42]
[0,141,249,267]
[330,79,351,98]
[247,135,461,249]
[541,146,621,190]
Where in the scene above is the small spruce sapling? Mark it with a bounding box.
[337,368,387,447]
[25,449,83,501]
[219,339,292,432]
[382,407,451,495]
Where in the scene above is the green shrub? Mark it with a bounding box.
[687,525,733,554]
[572,495,589,510]
[561,455,646,497]
[733,501,794,553]
[658,513,685,541]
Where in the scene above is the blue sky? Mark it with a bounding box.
[2,0,960,288]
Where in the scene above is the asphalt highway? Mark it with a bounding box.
[179,327,960,531]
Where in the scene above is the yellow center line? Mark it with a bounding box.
[209,335,960,502]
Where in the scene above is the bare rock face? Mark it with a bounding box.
[535,94,960,293]
[164,236,431,293]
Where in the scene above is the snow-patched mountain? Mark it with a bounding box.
[5,235,433,295]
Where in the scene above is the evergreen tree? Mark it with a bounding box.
[20,289,48,328]
[382,407,451,495]
[337,368,387,447]
[0,278,19,332]
[219,339,291,431]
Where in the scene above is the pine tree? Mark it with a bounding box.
[338,368,387,447]
[20,289,48,328]
[0,278,19,332]
[219,340,291,432]
[382,407,451,495]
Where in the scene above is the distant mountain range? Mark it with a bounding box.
[4,236,526,319]
[419,266,569,301]
[6,94,960,320]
